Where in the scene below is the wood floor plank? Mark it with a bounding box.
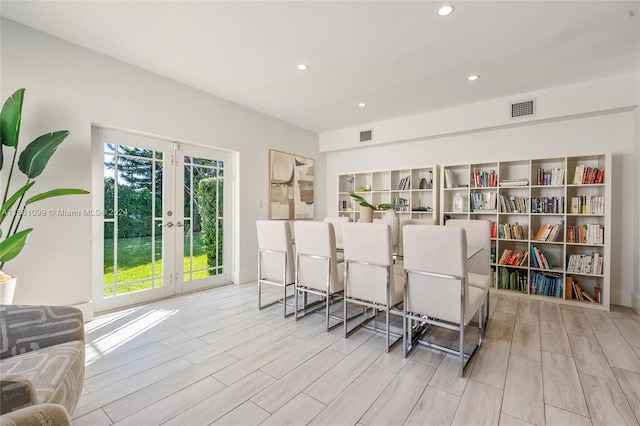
[579,372,638,426]
[403,386,460,426]
[495,295,519,315]
[540,320,572,356]
[611,317,640,347]
[541,351,589,417]
[568,334,615,380]
[469,338,511,389]
[538,301,563,324]
[562,309,596,338]
[260,393,326,426]
[511,322,541,362]
[485,311,515,342]
[502,355,545,426]
[429,353,474,397]
[309,365,395,426]
[210,401,270,426]
[360,360,436,426]
[516,299,539,326]
[304,344,383,405]
[251,349,345,414]
[72,409,113,426]
[112,376,225,426]
[214,334,306,385]
[612,367,640,423]
[544,405,592,426]
[451,379,503,426]
[103,352,238,422]
[163,370,274,425]
[583,309,620,334]
[499,413,536,426]
[594,331,640,373]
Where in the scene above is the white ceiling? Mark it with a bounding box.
[2,1,639,133]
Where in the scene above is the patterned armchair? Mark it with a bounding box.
[0,305,85,425]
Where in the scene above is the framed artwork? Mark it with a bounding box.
[269,149,315,219]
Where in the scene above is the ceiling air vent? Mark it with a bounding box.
[510,99,536,119]
[359,130,373,142]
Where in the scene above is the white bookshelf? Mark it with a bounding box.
[440,154,611,310]
[338,165,439,223]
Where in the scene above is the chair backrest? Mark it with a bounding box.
[403,225,468,324]
[323,216,351,249]
[398,218,436,255]
[294,221,343,293]
[256,220,295,284]
[342,223,394,304]
[445,219,491,276]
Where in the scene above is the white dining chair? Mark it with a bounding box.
[256,220,296,317]
[402,224,486,376]
[446,219,492,322]
[342,222,403,352]
[294,221,345,330]
[323,216,351,262]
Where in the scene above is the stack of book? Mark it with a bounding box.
[569,195,605,215]
[531,196,564,213]
[499,177,529,187]
[567,276,601,303]
[444,169,456,188]
[397,175,411,190]
[530,271,564,298]
[498,267,527,293]
[470,192,497,211]
[497,249,529,266]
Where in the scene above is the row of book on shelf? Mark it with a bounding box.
[470,192,497,211]
[471,170,498,188]
[567,223,604,244]
[496,268,602,304]
[566,252,603,275]
[536,167,564,186]
[496,222,525,240]
[572,165,604,185]
[500,195,527,213]
[398,175,411,190]
[533,221,564,242]
[570,195,604,215]
[531,196,564,214]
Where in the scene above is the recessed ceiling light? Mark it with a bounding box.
[297,64,308,71]
[468,74,479,81]
[437,5,454,17]
[358,102,367,108]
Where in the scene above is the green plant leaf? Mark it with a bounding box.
[0,88,24,148]
[0,228,32,262]
[348,191,375,209]
[0,181,35,225]
[17,130,70,178]
[1,144,3,171]
[25,188,89,205]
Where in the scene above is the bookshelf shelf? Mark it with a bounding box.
[338,165,438,223]
[440,154,611,310]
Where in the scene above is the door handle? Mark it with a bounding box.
[176,222,183,227]
[165,222,174,228]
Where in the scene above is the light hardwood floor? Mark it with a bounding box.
[73,283,640,426]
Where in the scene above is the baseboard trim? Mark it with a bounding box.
[72,301,94,322]
[632,291,640,316]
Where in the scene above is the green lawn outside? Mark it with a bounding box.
[104,234,209,296]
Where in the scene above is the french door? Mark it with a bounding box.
[94,128,232,311]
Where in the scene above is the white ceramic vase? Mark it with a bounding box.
[0,275,17,305]
[382,209,400,247]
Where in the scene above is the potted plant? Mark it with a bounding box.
[348,191,375,223]
[0,88,89,303]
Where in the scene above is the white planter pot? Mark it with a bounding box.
[359,206,374,223]
[0,276,17,305]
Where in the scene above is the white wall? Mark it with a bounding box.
[1,19,323,309]
[323,77,639,308]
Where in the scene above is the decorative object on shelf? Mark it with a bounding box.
[419,178,428,189]
[0,88,90,303]
[269,149,315,220]
[0,271,16,304]
[381,208,400,249]
[453,193,464,212]
[349,192,374,223]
